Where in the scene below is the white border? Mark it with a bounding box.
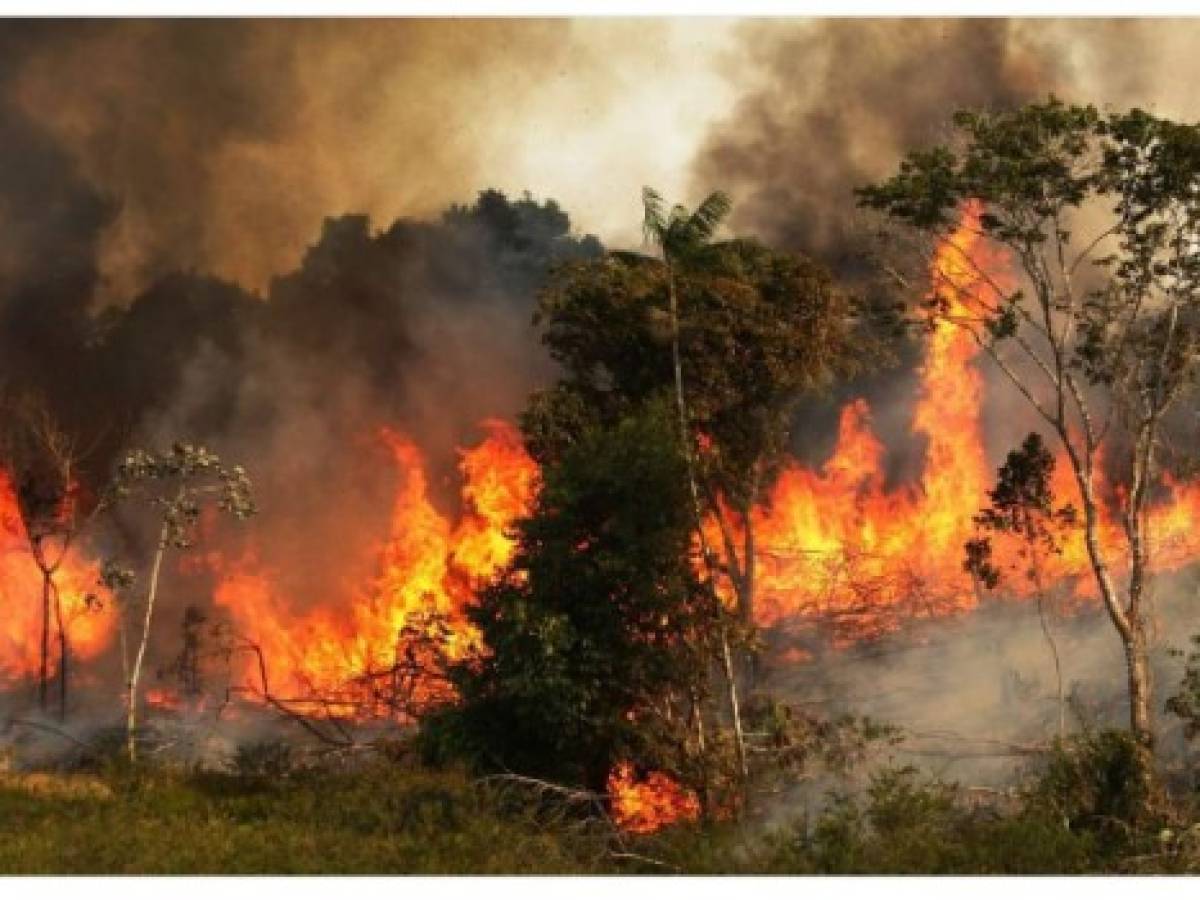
[10,3,1200,17]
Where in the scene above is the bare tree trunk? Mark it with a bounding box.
[52,579,67,721]
[118,601,130,688]
[1125,618,1158,805]
[664,262,749,781]
[689,690,714,819]
[742,507,756,628]
[1035,589,1064,740]
[1037,594,1065,741]
[1127,626,1153,743]
[719,627,749,781]
[666,267,705,541]
[127,527,168,763]
[39,572,50,712]
[1068,443,1156,795]
[1028,542,1064,741]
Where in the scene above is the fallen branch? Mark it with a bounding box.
[6,716,93,751]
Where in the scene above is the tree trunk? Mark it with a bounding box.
[52,579,67,721]
[719,627,749,781]
[1127,622,1154,747]
[39,572,50,712]
[666,268,705,537]
[690,691,714,819]
[1125,620,1158,805]
[1036,589,1065,742]
[739,505,756,628]
[127,529,168,763]
[663,260,750,783]
[1067,441,1158,799]
[1028,542,1064,741]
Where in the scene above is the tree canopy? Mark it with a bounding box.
[428,403,714,794]
[859,96,1200,764]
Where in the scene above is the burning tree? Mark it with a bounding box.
[104,443,256,761]
[859,98,1200,778]
[0,391,104,718]
[525,191,866,770]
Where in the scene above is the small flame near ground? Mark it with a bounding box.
[606,762,702,833]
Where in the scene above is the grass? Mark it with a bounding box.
[1,740,1197,874]
[0,763,613,874]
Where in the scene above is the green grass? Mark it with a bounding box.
[1,755,1196,874]
[0,765,612,874]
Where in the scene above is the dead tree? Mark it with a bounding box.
[0,392,102,718]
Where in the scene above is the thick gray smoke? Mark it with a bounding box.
[693,18,1200,264]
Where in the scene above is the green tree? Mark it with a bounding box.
[524,191,866,784]
[429,404,721,801]
[105,443,255,761]
[859,98,1200,772]
[527,191,863,630]
[965,433,1077,738]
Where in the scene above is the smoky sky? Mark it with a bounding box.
[691,18,1200,261]
[1,20,591,300]
[5,17,1200,511]
[4,17,1200,659]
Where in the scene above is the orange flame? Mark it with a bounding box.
[0,469,114,684]
[211,419,539,714]
[607,762,701,834]
[746,201,1200,639]
[2,204,1199,835]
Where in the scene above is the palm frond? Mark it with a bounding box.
[684,191,732,243]
[641,186,667,245]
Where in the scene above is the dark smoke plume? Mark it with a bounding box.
[1,19,637,303]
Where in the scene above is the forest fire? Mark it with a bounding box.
[209,419,539,716]
[1,205,1199,835]
[747,203,1200,640]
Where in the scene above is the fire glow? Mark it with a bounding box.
[744,203,1200,639]
[208,419,539,716]
[0,471,115,683]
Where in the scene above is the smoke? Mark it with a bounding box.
[5,20,564,298]
[1,19,731,304]
[693,18,1200,264]
[763,568,1200,796]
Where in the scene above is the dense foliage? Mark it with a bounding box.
[425,404,717,794]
